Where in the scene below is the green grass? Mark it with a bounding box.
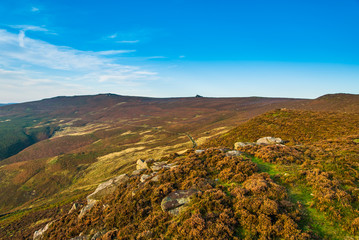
[249,156,280,176]
[246,154,350,239]
[354,139,359,143]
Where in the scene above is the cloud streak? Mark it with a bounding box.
[31,7,40,12]
[96,50,136,55]
[18,30,25,47]
[0,29,159,102]
[117,40,140,44]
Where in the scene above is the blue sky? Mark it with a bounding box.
[0,0,358,102]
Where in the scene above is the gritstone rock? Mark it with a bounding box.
[256,137,284,145]
[136,159,149,170]
[161,189,200,215]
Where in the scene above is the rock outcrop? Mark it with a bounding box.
[33,221,54,240]
[131,169,145,176]
[140,174,151,182]
[87,174,129,201]
[256,137,283,145]
[79,174,129,219]
[78,199,98,219]
[136,159,150,170]
[195,149,205,154]
[234,142,255,148]
[161,189,200,215]
[68,202,82,214]
[225,150,242,157]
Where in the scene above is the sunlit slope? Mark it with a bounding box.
[204,109,359,148]
[0,94,304,213]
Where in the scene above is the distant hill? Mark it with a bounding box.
[0,103,14,107]
[0,94,303,163]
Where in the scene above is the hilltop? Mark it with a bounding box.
[0,93,358,239]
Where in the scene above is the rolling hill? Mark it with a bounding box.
[0,93,358,239]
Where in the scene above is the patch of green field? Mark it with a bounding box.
[249,156,280,176]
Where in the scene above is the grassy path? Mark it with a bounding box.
[249,156,349,239]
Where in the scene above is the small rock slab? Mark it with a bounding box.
[68,202,82,214]
[140,174,152,182]
[256,137,283,145]
[131,169,146,176]
[136,159,150,170]
[33,221,54,240]
[78,199,97,219]
[234,142,255,148]
[91,231,106,240]
[87,174,129,201]
[195,149,205,154]
[151,174,161,182]
[161,189,200,214]
[150,161,172,171]
[225,150,243,157]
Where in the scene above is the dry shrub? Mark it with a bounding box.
[232,173,309,239]
[41,150,309,239]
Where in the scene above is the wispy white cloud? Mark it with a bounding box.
[18,30,25,47]
[10,25,48,32]
[10,25,49,47]
[117,40,140,44]
[107,33,118,39]
[179,55,185,58]
[0,29,159,102]
[146,56,167,59]
[96,50,136,55]
[31,7,40,12]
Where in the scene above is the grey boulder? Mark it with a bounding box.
[256,137,283,145]
[161,189,200,215]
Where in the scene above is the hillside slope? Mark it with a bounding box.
[0,93,358,239]
[1,109,358,239]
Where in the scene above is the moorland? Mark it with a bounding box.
[0,93,358,239]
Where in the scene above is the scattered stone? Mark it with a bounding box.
[136,159,149,170]
[225,150,243,157]
[167,163,178,169]
[78,199,97,219]
[150,161,169,171]
[79,174,129,219]
[91,231,106,240]
[68,202,82,214]
[153,161,168,166]
[195,149,205,154]
[218,148,231,153]
[140,174,152,182]
[256,137,283,145]
[150,165,163,171]
[33,221,54,240]
[131,169,146,176]
[168,205,186,215]
[234,142,255,148]
[151,175,160,182]
[87,174,129,201]
[161,189,200,215]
